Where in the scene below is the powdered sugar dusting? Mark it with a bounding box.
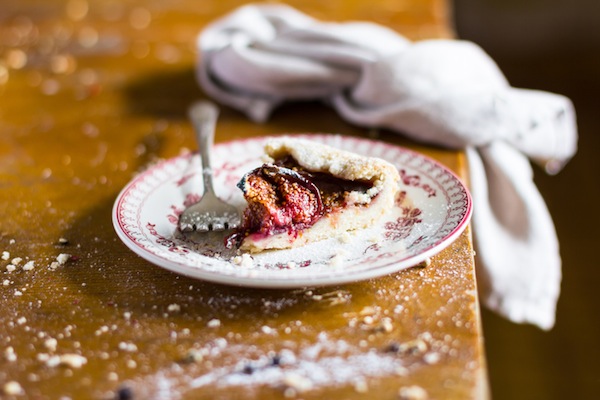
[189,334,405,390]
[120,333,413,399]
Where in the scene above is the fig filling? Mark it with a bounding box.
[226,156,374,248]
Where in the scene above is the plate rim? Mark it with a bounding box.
[112,134,472,288]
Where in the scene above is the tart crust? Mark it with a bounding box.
[235,138,400,252]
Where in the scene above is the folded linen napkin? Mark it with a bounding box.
[196,4,577,329]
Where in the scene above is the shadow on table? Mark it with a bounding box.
[120,66,452,158]
[60,187,381,329]
[122,66,201,120]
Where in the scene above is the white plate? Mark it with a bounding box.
[112,134,472,288]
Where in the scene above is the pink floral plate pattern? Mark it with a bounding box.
[112,134,472,288]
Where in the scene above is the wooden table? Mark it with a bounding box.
[0,1,488,398]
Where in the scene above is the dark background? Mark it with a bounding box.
[453,1,600,399]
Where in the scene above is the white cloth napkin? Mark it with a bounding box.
[196,4,577,330]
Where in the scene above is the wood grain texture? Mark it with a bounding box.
[0,1,486,398]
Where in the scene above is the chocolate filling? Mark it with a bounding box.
[225,157,374,248]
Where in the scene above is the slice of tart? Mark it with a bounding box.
[226,138,400,252]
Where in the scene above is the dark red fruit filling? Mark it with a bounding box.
[225,157,373,248]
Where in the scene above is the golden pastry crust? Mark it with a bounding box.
[264,138,397,203]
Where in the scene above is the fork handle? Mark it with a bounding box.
[189,101,219,196]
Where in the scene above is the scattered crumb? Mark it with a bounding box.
[1,251,9,260]
[56,253,71,265]
[11,257,22,266]
[231,253,254,268]
[400,339,427,355]
[4,346,17,362]
[359,306,377,316]
[182,349,204,364]
[398,385,428,400]
[58,237,69,245]
[282,373,313,396]
[6,264,16,272]
[167,304,181,312]
[423,352,440,365]
[310,289,352,306]
[95,325,109,336]
[416,258,431,268]
[2,381,24,396]
[261,326,274,335]
[353,378,368,393]
[119,342,138,352]
[45,354,87,369]
[49,253,72,270]
[385,338,428,356]
[44,338,58,352]
[379,318,394,333]
[22,260,35,271]
[108,372,119,381]
[207,319,221,328]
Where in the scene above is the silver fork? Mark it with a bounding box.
[178,101,241,233]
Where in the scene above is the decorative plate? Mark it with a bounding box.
[112,134,472,288]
